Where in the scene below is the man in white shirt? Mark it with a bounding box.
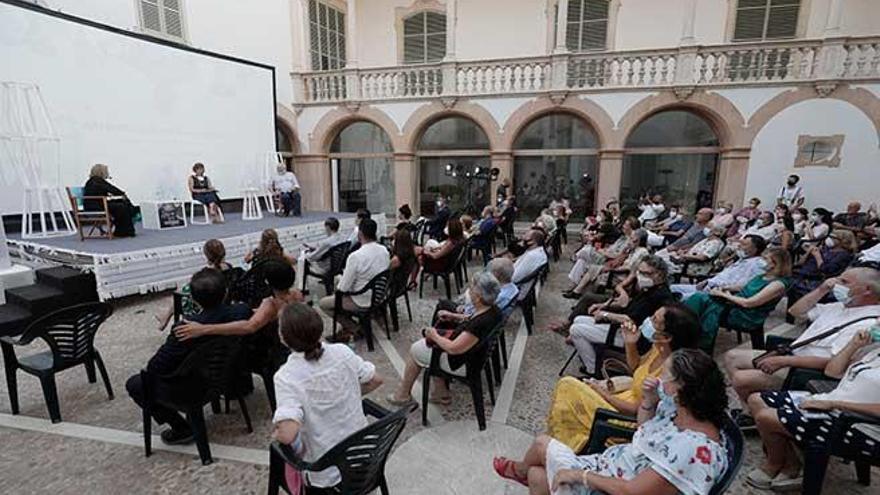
[672,234,768,299]
[319,218,389,340]
[303,217,345,275]
[776,174,804,208]
[271,165,301,217]
[347,208,371,245]
[724,267,880,427]
[858,242,880,263]
[637,194,666,225]
[512,229,548,285]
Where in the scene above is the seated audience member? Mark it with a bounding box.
[773,204,790,224]
[396,203,416,232]
[156,238,233,330]
[786,229,857,307]
[245,229,295,265]
[685,248,792,351]
[800,207,833,247]
[565,219,636,298]
[174,260,304,340]
[389,225,418,295]
[777,173,805,208]
[414,217,466,275]
[426,195,451,240]
[534,209,557,236]
[833,201,868,236]
[272,303,383,489]
[661,224,726,277]
[319,219,389,342]
[602,199,621,226]
[270,164,301,217]
[565,256,674,376]
[646,205,691,247]
[858,241,880,264]
[347,208,371,246]
[654,207,713,259]
[728,197,763,238]
[387,271,504,407]
[598,229,652,289]
[187,162,223,223]
[723,267,880,428]
[770,213,796,252]
[494,349,729,495]
[301,217,345,275]
[737,210,778,242]
[672,234,768,299]
[434,257,519,327]
[637,193,666,226]
[126,268,252,444]
[746,329,880,490]
[83,163,136,237]
[459,214,474,240]
[791,207,809,237]
[711,202,734,230]
[470,206,499,264]
[512,228,549,284]
[544,304,700,452]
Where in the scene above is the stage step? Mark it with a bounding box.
[35,266,98,303]
[0,304,33,337]
[4,284,65,315]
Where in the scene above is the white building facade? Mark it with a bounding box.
[22,0,880,219]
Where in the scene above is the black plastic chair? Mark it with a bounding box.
[716,297,784,351]
[583,409,745,495]
[419,243,466,300]
[141,336,252,465]
[303,241,351,296]
[421,323,502,431]
[267,399,408,495]
[388,264,414,334]
[469,222,498,265]
[243,321,289,412]
[514,262,548,335]
[0,302,114,423]
[673,239,727,284]
[228,261,274,308]
[332,269,392,352]
[801,410,880,494]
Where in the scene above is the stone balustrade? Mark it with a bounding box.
[294,36,880,104]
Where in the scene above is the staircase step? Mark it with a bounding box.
[0,304,33,337]
[35,266,98,303]
[4,284,66,315]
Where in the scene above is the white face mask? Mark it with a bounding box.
[702,227,711,236]
[792,213,803,221]
[735,248,747,259]
[824,237,836,248]
[668,209,678,218]
[716,207,728,215]
[637,274,655,289]
[833,284,852,305]
[436,201,443,208]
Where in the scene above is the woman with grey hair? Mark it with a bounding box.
[389,271,503,407]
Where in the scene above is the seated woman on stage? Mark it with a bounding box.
[83,163,136,237]
[187,162,223,223]
[494,349,729,495]
[542,303,700,453]
[245,228,296,265]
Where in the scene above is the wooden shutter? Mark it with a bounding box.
[565,0,582,51]
[161,0,183,39]
[734,0,800,41]
[403,13,425,64]
[566,0,607,52]
[140,0,162,33]
[766,0,800,39]
[425,11,447,62]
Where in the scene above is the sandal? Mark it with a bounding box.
[428,395,452,406]
[386,393,417,408]
[492,456,528,487]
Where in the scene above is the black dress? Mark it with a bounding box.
[83,176,136,236]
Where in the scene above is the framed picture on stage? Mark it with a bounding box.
[141,200,187,230]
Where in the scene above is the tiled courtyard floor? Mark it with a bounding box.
[0,243,876,494]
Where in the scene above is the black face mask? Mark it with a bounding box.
[787,180,797,186]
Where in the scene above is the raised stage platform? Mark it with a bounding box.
[5,211,379,301]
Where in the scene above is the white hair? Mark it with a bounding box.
[487,257,514,284]
[471,271,501,305]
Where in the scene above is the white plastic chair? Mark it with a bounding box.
[242,188,263,220]
[190,200,224,225]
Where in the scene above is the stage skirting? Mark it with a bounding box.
[6,214,383,301]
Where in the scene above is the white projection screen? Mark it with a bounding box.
[0,2,276,214]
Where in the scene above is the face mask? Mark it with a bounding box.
[637,274,654,289]
[716,208,727,215]
[436,201,443,208]
[656,379,673,405]
[833,284,852,304]
[640,318,656,341]
[825,237,836,248]
[749,203,759,209]
[792,213,803,221]
[788,180,797,186]
[735,248,747,259]
[737,216,748,224]
[668,209,677,218]
[702,227,711,236]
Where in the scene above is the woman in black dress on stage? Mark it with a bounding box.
[83,163,136,237]
[187,162,224,223]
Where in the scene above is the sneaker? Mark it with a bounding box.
[160,428,194,445]
[735,413,757,431]
[746,468,775,490]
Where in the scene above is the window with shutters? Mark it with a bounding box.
[565,0,609,52]
[733,0,801,41]
[308,0,346,71]
[403,11,446,64]
[138,0,186,41]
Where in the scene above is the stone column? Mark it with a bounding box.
[824,0,845,37]
[554,0,569,53]
[393,152,417,211]
[680,0,697,46]
[491,151,513,204]
[345,0,358,67]
[596,150,624,213]
[715,149,751,209]
[445,0,457,60]
[293,154,332,211]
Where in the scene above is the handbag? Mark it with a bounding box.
[752,315,880,368]
[600,357,633,393]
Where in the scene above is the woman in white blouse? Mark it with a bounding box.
[273,303,384,489]
[747,330,880,491]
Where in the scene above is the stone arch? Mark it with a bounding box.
[500,95,616,150]
[745,85,880,146]
[309,105,404,154]
[402,100,502,152]
[615,91,748,149]
[276,103,300,153]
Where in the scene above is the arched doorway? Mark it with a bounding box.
[513,113,598,220]
[329,121,395,214]
[621,110,720,217]
[416,116,491,215]
[276,121,295,168]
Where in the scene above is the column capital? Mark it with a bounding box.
[490,150,513,158]
[599,149,626,159]
[720,147,751,160]
[393,152,416,160]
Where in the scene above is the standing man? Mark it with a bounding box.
[426,195,451,240]
[496,177,511,206]
[776,174,804,208]
[271,164,302,217]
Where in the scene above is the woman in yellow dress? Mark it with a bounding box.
[545,303,701,452]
